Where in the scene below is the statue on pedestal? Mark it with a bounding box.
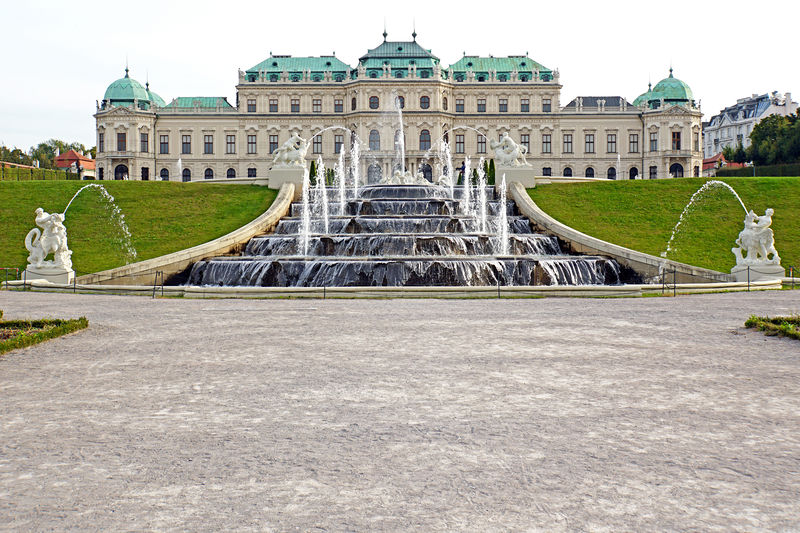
[271,133,310,169]
[25,208,73,272]
[731,208,781,266]
[489,133,530,167]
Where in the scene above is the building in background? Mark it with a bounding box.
[94,33,703,182]
[54,149,96,178]
[703,92,797,158]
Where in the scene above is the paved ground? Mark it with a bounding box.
[1,290,799,531]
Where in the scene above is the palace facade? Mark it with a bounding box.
[95,33,703,183]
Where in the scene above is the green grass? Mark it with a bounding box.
[0,314,89,355]
[530,177,800,273]
[0,181,277,276]
[745,315,800,341]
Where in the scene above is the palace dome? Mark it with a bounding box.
[651,69,693,102]
[103,68,149,103]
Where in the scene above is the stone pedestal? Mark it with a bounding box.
[267,167,305,199]
[23,267,75,285]
[495,165,536,192]
[731,264,785,282]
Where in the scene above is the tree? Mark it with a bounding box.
[732,143,748,164]
[721,144,736,162]
[488,159,496,185]
[309,160,317,185]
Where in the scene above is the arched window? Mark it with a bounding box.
[369,71,378,78]
[182,168,191,182]
[443,97,448,111]
[585,167,594,178]
[420,70,430,78]
[114,164,128,180]
[629,167,638,180]
[205,168,214,180]
[227,168,236,178]
[520,75,528,82]
[369,129,380,151]
[420,163,432,180]
[369,96,379,109]
[160,168,169,181]
[607,167,616,180]
[351,97,356,111]
[395,70,403,78]
[693,165,700,177]
[563,167,572,177]
[669,163,684,177]
[395,95,404,109]
[419,129,431,151]
[367,163,382,183]
[420,95,430,109]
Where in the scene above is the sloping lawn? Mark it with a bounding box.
[529,177,800,273]
[0,181,277,276]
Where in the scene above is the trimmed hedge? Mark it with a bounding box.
[744,315,800,341]
[0,167,80,181]
[717,163,800,177]
[0,315,89,355]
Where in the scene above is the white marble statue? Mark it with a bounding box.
[25,208,73,271]
[731,208,781,266]
[489,132,530,167]
[271,133,310,168]
[379,169,431,186]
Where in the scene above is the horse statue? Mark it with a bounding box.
[25,208,73,271]
[731,208,781,265]
[271,133,310,168]
[489,132,530,167]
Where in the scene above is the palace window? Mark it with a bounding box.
[205,168,214,180]
[456,99,464,113]
[227,168,236,178]
[335,134,343,154]
[477,134,486,153]
[694,132,700,151]
[369,96,379,109]
[521,134,530,152]
[608,168,616,179]
[313,135,322,154]
[160,168,169,180]
[248,168,257,178]
[141,167,149,180]
[334,99,343,113]
[98,133,104,152]
[247,134,256,154]
[204,135,213,155]
[420,95,430,109]
[585,167,594,178]
[419,129,431,151]
[269,135,278,154]
[629,133,639,153]
[351,97,356,110]
[396,95,404,109]
[226,135,236,154]
[140,133,148,153]
[313,99,322,113]
[542,167,552,176]
[291,99,300,113]
[650,132,658,151]
[181,135,191,154]
[584,134,595,154]
[477,99,486,113]
[117,132,126,152]
[563,167,572,177]
[182,168,191,182]
[159,135,168,154]
[542,98,552,112]
[672,131,681,150]
[563,134,573,153]
[542,134,551,154]
[521,98,530,112]
[443,97,448,111]
[269,99,278,112]
[369,129,380,151]
[499,98,508,112]
[98,168,104,180]
[455,134,465,154]
[607,133,616,153]
[247,99,256,113]
[649,165,658,179]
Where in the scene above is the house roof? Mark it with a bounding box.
[165,97,233,109]
[449,55,552,81]
[54,150,96,170]
[246,55,351,81]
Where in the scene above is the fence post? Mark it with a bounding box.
[747,267,750,292]
[672,269,676,297]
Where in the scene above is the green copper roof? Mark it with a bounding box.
[448,55,552,81]
[103,68,149,102]
[146,84,166,107]
[246,55,351,81]
[651,69,693,102]
[166,97,233,109]
[358,39,439,74]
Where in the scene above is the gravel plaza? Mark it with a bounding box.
[1,290,799,530]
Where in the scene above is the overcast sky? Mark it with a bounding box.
[1,0,797,150]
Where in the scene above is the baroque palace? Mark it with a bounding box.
[95,32,702,182]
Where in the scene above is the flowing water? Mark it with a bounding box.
[187,181,623,287]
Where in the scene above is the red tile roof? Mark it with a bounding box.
[54,149,96,170]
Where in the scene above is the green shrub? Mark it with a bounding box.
[0,316,89,355]
[745,315,800,341]
[717,163,800,177]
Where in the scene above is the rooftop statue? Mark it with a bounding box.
[490,133,530,167]
[272,133,310,169]
[731,208,781,266]
[25,208,73,271]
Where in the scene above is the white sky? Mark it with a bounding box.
[1,0,797,150]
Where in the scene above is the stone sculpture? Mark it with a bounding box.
[490,133,530,167]
[24,208,74,283]
[731,209,781,266]
[271,133,310,168]
[379,169,430,186]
